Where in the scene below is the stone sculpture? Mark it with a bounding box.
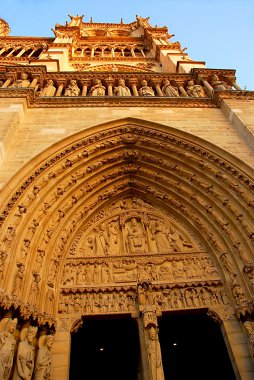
[152,220,170,252]
[0,318,18,380]
[139,80,155,96]
[28,272,41,306]
[186,80,205,97]
[161,79,180,97]
[90,79,106,96]
[126,218,145,254]
[40,80,56,97]
[64,80,80,96]
[211,74,229,91]
[114,78,131,96]
[147,326,164,380]
[243,321,254,359]
[33,335,54,380]
[11,73,30,88]
[12,326,38,380]
[12,263,25,298]
[95,223,109,255]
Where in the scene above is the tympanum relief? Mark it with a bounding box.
[72,197,196,257]
[58,197,229,318]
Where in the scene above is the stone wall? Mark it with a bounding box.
[1,99,254,189]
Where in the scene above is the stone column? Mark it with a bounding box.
[2,78,12,88]
[222,317,254,380]
[232,82,242,91]
[209,307,254,380]
[52,316,83,380]
[130,79,139,96]
[136,317,152,380]
[141,49,146,58]
[202,80,213,95]
[28,49,36,58]
[6,49,15,58]
[80,80,90,97]
[56,81,65,97]
[16,48,26,57]
[51,330,71,380]
[179,84,188,97]
[153,81,164,97]
[138,306,165,380]
[29,77,38,88]
[105,77,114,96]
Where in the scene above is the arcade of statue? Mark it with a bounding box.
[0,14,254,380]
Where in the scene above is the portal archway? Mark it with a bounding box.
[0,117,254,379]
[158,311,236,380]
[70,316,140,380]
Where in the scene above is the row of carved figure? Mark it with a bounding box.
[79,217,194,256]
[0,318,54,380]
[62,256,219,286]
[1,72,231,97]
[58,285,228,314]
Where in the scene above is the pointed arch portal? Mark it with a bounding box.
[0,117,254,379]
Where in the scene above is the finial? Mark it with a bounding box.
[120,18,123,24]
[90,17,93,23]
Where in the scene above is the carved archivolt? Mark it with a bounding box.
[0,118,254,323]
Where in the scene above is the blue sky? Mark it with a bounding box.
[1,0,253,89]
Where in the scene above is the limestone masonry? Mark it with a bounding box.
[0,15,254,380]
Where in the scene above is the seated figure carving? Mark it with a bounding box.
[186,80,205,97]
[40,79,56,97]
[139,79,155,96]
[11,72,30,88]
[90,79,106,96]
[162,79,180,97]
[211,74,230,91]
[64,79,80,96]
[114,78,131,96]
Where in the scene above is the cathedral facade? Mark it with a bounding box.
[0,15,254,379]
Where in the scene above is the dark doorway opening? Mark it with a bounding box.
[158,311,236,380]
[70,315,140,380]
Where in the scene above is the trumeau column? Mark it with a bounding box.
[140,306,165,380]
[137,316,152,380]
[137,284,165,380]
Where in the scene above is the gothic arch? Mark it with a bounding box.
[0,117,254,327]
